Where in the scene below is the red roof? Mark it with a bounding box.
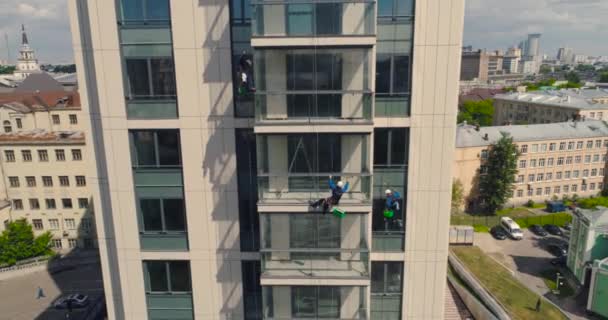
[0,91,81,111]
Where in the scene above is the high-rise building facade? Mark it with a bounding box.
[68,0,464,319]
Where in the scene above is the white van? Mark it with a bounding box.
[500,217,523,240]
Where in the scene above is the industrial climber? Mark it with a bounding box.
[384,189,401,218]
[309,176,350,214]
[237,51,255,95]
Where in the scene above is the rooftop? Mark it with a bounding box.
[0,130,84,145]
[575,207,608,228]
[495,88,608,110]
[456,120,608,148]
[0,90,80,112]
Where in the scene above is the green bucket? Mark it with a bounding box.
[383,209,394,218]
[333,207,346,218]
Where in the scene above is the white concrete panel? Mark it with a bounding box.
[425,0,440,45]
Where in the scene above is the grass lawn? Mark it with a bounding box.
[539,269,576,298]
[496,207,537,218]
[451,246,568,320]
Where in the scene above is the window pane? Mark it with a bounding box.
[231,0,243,20]
[147,0,170,21]
[374,129,389,165]
[396,0,414,16]
[163,199,186,231]
[141,199,163,231]
[393,55,410,93]
[317,215,340,248]
[150,58,176,96]
[318,287,340,318]
[287,54,314,90]
[386,262,403,292]
[316,4,341,35]
[292,287,316,317]
[146,262,168,292]
[371,262,385,293]
[126,59,150,96]
[390,129,407,165]
[287,4,313,36]
[121,0,144,21]
[376,54,392,93]
[315,54,342,90]
[132,131,156,166]
[157,130,181,166]
[169,261,191,292]
[377,0,394,17]
[290,215,316,248]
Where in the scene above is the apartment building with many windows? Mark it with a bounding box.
[493,89,608,126]
[69,0,464,319]
[454,120,608,209]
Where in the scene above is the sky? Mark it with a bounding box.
[0,0,607,64]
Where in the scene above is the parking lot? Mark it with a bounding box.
[0,262,104,320]
[475,228,599,320]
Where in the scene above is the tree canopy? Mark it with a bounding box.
[600,72,608,83]
[478,134,519,213]
[565,71,581,84]
[451,179,465,214]
[0,219,52,266]
[457,99,494,126]
[0,65,16,75]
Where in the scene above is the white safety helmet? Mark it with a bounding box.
[337,181,344,188]
[385,189,392,195]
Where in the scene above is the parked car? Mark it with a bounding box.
[550,256,567,266]
[547,244,568,257]
[529,224,548,236]
[500,217,524,240]
[544,224,564,236]
[53,293,89,309]
[546,201,566,213]
[490,226,507,240]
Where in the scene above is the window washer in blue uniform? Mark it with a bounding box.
[309,176,349,214]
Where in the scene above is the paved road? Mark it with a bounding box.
[475,230,599,320]
[0,262,104,320]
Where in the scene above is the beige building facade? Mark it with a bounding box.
[454,121,608,208]
[69,0,464,319]
[493,89,608,126]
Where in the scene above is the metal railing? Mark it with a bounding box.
[261,248,370,278]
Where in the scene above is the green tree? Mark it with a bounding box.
[451,179,465,214]
[539,65,552,74]
[565,71,581,84]
[599,72,608,83]
[478,134,519,213]
[558,82,582,89]
[0,219,52,266]
[457,99,494,126]
[0,65,16,74]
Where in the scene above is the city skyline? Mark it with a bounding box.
[0,0,607,64]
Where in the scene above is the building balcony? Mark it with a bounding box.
[256,133,371,207]
[255,91,373,125]
[251,0,375,47]
[262,286,368,319]
[260,213,369,281]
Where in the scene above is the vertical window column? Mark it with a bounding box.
[371,262,404,319]
[143,260,193,320]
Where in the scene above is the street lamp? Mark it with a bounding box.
[554,272,564,295]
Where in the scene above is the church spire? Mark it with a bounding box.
[21,24,28,45]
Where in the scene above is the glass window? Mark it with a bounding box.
[78,198,89,209]
[519,160,526,168]
[139,198,186,232]
[59,176,70,186]
[62,198,73,209]
[130,130,181,167]
[55,149,65,161]
[119,0,170,24]
[144,261,191,293]
[371,261,403,319]
[242,261,262,320]
[26,176,36,187]
[29,199,40,210]
[22,150,32,162]
[5,150,15,162]
[291,286,340,319]
[125,58,176,99]
[520,145,528,153]
[374,128,409,166]
[76,176,87,186]
[72,149,82,161]
[65,219,76,229]
[15,118,22,129]
[49,219,60,230]
[290,215,340,249]
[549,143,556,151]
[13,199,23,210]
[378,0,414,17]
[69,114,78,124]
[52,115,60,125]
[236,129,259,252]
[46,199,56,209]
[9,176,19,187]
[38,150,48,161]
[32,219,43,230]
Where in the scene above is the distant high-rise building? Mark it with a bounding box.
[525,33,541,58]
[461,50,490,82]
[558,47,574,64]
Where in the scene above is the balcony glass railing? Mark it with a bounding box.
[255,91,373,122]
[252,1,375,37]
[261,249,369,279]
[258,173,371,204]
[262,286,367,319]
